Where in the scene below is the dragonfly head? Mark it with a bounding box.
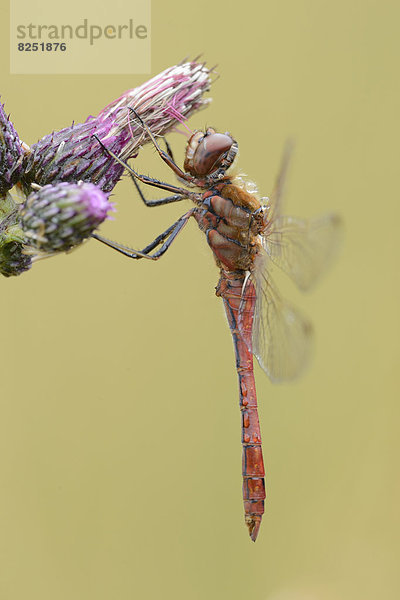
[184,128,238,182]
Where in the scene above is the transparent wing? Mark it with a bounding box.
[251,250,313,383]
[263,140,293,222]
[262,213,342,291]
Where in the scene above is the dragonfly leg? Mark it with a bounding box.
[128,137,188,204]
[162,136,175,164]
[93,135,201,201]
[127,108,194,184]
[129,175,186,207]
[92,210,194,261]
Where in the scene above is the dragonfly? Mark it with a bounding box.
[92,110,341,541]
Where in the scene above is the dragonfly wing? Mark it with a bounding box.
[263,141,293,222]
[262,213,342,291]
[251,250,313,383]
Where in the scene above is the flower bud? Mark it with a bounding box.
[20,181,113,253]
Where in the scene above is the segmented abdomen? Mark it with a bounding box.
[216,272,266,541]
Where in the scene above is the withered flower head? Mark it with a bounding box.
[21,60,213,195]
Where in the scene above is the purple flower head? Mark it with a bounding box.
[20,60,213,197]
[20,181,113,254]
[97,59,213,161]
[0,101,24,196]
[78,182,111,222]
[21,117,131,195]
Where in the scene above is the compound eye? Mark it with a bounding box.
[193,133,233,176]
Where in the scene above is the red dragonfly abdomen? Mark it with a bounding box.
[216,272,266,542]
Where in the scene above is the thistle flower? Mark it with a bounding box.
[20,181,113,253]
[97,60,213,160]
[3,60,213,274]
[21,60,213,195]
[0,198,31,277]
[21,117,131,195]
[0,101,24,197]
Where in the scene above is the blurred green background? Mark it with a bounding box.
[1,1,399,599]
